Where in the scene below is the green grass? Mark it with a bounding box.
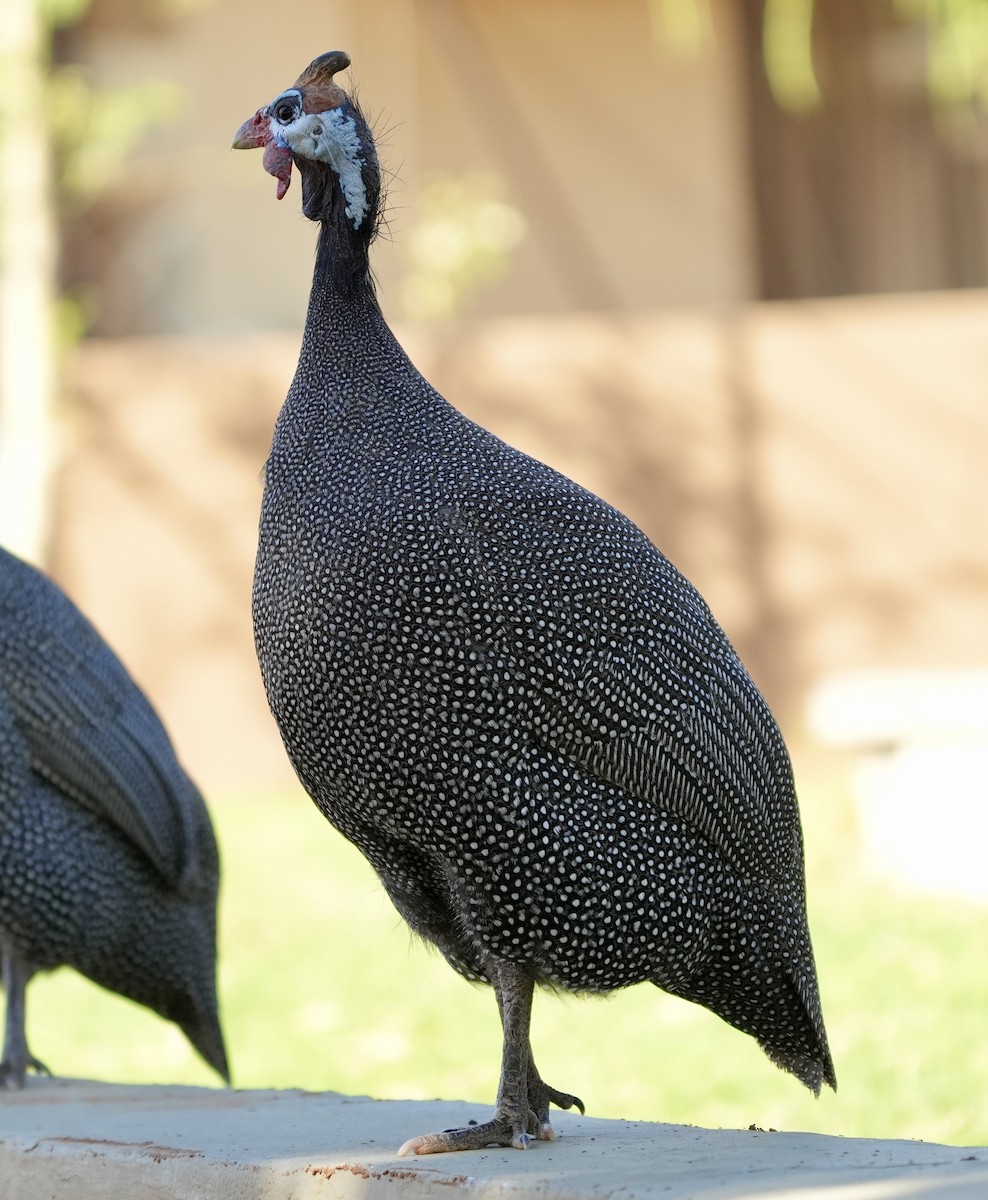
[22,779,988,1149]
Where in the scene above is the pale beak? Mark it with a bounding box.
[232,108,271,150]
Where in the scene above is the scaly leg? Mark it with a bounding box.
[494,973,584,1141]
[398,959,582,1155]
[1,944,49,1089]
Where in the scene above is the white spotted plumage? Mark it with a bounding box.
[250,65,836,1118]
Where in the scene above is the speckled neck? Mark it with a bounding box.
[284,217,438,437]
[296,216,382,347]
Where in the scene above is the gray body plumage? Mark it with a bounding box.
[0,547,228,1086]
[254,261,833,1092]
[243,53,833,1150]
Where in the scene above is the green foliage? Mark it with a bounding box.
[648,0,825,113]
[38,0,91,31]
[52,289,93,351]
[896,0,988,107]
[763,0,821,112]
[48,65,182,209]
[32,1,184,344]
[40,0,210,24]
[21,786,988,1148]
[652,0,988,114]
[399,173,526,323]
[647,0,714,55]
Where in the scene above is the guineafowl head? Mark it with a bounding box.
[233,51,381,238]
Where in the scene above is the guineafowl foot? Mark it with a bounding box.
[0,1053,51,1090]
[398,958,584,1155]
[397,1077,583,1155]
[398,1110,539,1156]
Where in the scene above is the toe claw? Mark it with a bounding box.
[397,1136,427,1157]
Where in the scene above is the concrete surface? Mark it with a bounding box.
[0,1080,985,1200]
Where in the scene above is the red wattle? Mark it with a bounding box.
[263,140,294,200]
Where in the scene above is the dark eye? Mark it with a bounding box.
[272,96,300,125]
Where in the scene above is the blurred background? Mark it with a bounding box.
[2,0,987,1149]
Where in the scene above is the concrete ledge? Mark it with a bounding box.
[1,1080,984,1200]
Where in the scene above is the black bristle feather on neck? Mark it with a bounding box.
[296,91,384,299]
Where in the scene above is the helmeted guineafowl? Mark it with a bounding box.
[0,546,228,1088]
[234,50,835,1154]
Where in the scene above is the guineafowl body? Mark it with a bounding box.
[236,51,834,1154]
[0,547,228,1087]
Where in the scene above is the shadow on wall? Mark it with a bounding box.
[51,292,988,809]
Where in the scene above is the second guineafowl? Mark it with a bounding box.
[234,52,835,1154]
[0,547,228,1088]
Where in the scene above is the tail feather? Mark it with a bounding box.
[764,1039,835,1096]
[658,924,836,1094]
[180,999,230,1084]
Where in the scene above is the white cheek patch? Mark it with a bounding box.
[276,108,369,229]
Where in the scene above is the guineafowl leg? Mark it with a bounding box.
[493,977,584,1140]
[398,959,544,1155]
[0,945,49,1089]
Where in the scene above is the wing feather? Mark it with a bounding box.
[0,551,201,890]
